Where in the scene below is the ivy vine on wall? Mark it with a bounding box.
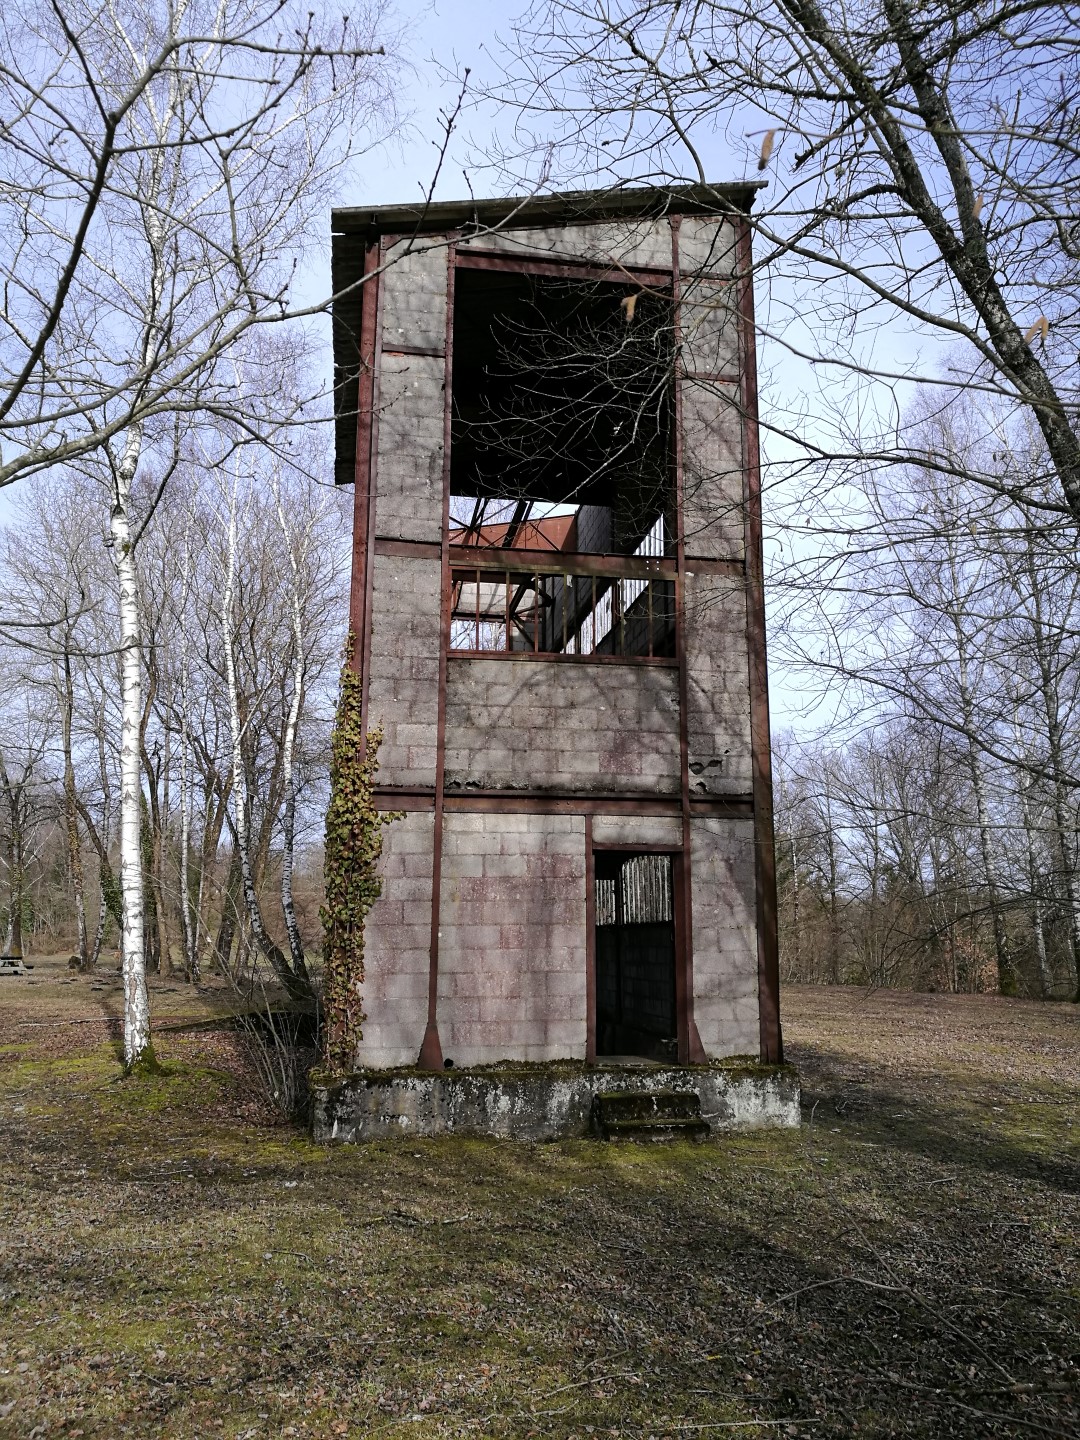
[320,633,399,1074]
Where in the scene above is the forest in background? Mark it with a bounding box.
[2,0,1079,1012]
[0,465,348,990]
[5,399,1080,1005]
[772,399,1080,1001]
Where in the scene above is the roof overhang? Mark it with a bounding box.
[332,179,763,242]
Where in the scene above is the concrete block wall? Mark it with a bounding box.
[373,242,448,543]
[678,215,738,276]
[690,817,759,1057]
[680,272,740,376]
[357,810,435,1067]
[366,553,441,789]
[683,572,753,796]
[591,813,683,848]
[678,217,745,564]
[681,382,745,561]
[381,239,448,351]
[437,813,588,1064]
[374,354,445,542]
[444,658,681,794]
[457,217,673,271]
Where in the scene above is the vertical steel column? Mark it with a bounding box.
[671,215,708,1065]
[418,241,457,1071]
[584,815,597,1063]
[349,242,384,741]
[735,215,783,1066]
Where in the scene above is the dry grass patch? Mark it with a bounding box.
[0,965,1076,1438]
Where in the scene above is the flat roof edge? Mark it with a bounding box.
[332,180,764,239]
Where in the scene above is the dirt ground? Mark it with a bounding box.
[0,957,1077,1439]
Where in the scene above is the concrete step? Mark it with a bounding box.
[593,1088,710,1142]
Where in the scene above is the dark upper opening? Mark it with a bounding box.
[450,268,676,557]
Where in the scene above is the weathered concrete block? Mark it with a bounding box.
[681,381,745,561]
[374,354,445,542]
[434,812,587,1065]
[445,659,681,794]
[684,573,753,795]
[678,216,739,276]
[312,1060,800,1142]
[689,816,759,1060]
[380,240,448,351]
[680,274,740,377]
[457,216,675,271]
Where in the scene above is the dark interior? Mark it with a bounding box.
[595,851,678,1061]
[451,267,675,556]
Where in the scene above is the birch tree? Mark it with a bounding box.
[0,0,397,1063]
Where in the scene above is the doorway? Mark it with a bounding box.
[594,851,678,1061]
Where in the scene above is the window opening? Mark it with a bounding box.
[594,852,677,1061]
[449,568,675,659]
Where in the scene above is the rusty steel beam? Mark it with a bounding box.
[447,649,678,670]
[670,214,707,1066]
[374,786,755,817]
[584,815,597,1065]
[455,249,673,288]
[418,241,458,1073]
[373,537,442,561]
[736,216,783,1067]
[381,345,444,359]
[449,544,677,580]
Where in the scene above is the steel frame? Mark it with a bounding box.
[735,216,783,1066]
[670,215,708,1066]
[374,786,754,818]
[455,249,673,289]
[347,206,778,1073]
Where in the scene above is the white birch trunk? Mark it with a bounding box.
[176,520,199,981]
[178,712,198,980]
[110,426,151,1066]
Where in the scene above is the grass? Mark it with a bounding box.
[0,958,1077,1438]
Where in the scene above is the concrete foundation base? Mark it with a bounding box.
[310,1060,800,1143]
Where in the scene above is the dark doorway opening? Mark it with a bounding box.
[594,851,677,1061]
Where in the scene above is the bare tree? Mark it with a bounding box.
[0,700,52,963]
[494,0,1079,523]
[0,0,399,1064]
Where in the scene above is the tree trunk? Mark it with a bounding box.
[60,647,89,968]
[220,480,311,1004]
[213,845,242,975]
[178,717,199,981]
[109,428,151,1067]
[949,602,1017,996]
[10,829,23,960]
[89,885,107,971]
[275,482,311,983]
